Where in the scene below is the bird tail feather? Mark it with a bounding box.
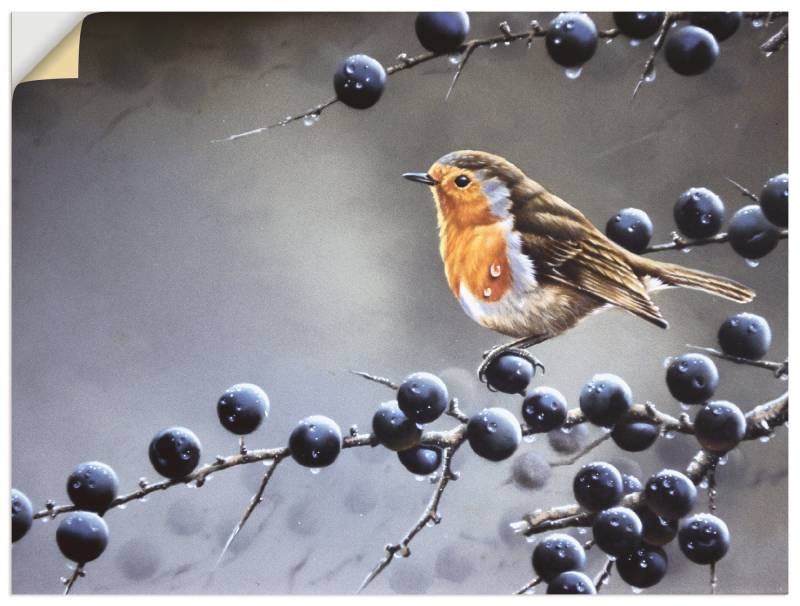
[642,260,755,303]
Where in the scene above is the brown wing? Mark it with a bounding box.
[512,185,668,329]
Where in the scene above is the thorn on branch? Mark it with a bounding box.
[632,13,677,99]
[725,176,760,202]
[761,23,788,55]
[349,369,399,390]
[594,556,615,592]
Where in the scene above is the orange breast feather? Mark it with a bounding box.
[441,224,513,303]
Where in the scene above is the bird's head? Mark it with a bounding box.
[403,150,526,228]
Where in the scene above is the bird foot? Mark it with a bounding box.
[477,345,545,384]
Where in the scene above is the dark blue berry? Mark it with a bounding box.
[665,353,719,404]
[673,187,725,239]
[622,473,643,495]
[605,208,653,254]
[288,415,342,468]
[573,462,623,512]
[728,205,781,259]
[56,511,109,563]
[148,427,201,480]
[532,533,586,581]
[522,386,567,432]
[759,173,788,228]
[333,54,386,109]
[372,401,422,451]
[579,373,632,427]
[693,401,746,453]
[644,469,697,519]
[718,312,772,359]
[665,26,719,76]
[612,12,665,39]
[546,13,598,68]
[11,489,33,543]
[511,452,551,490]
[617,545,668,588]
[593,506,643,556]
[689,12,742,42]
[397,372,449,424]
[397,445,442,475]
[547,571,596,594]
[611,415,660,452]
[678,513,730,564]
[216,383,270,435]
[636,505,678,546]
[415,12,470,53]
[466,407,521,461]
[485,354,534,394]
[66,461,119,513]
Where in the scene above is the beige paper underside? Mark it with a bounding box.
[21,20,83,83]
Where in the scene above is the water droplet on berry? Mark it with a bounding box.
[645,69,656,83]
[523,434,536,443]
[309,467,322,475]
[629,38,641,47]
[752,19,764,28]
[565,66,583,80]
[745,258,760,268]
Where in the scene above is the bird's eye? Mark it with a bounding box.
[455,175,471,188]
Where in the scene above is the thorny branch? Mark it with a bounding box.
[357,445,462,593]
[643,229,788,254]
[514,576,542,595]
[511,391,788,537]
[214,13,785,142]
[687,345,788,379]
[33,337,787,592]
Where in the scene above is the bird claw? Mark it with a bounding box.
[477,346,545,384]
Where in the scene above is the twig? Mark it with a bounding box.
[643,229,788,254]
[549,431,613,467]
[725,177,760,202]
[357,445,462,593]
[514,576,542,595]
[594,556,615,592]
[62,564,84,595]
[686,345,788,379]
[348,369,399,390]
[707,460,717,513]
[216,451,288,567]
[632,13,678,99]
[761,23,788,54]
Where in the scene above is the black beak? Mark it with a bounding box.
[403,172,438,186]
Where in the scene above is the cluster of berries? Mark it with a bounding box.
[606,173,788,259]
[331,12,772,111]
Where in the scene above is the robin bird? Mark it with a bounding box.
[403,150,755,382]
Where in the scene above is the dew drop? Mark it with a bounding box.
[565,66,583,80]
[682,247,693,254]
[489,263,502,278]
[483,287,492,298]
[309,467,322,475]
[448,52,462,65]
[745,258,760,268]
[752,19,764,28]
[414,475,426,482]
[632,587,643,594]
[629,38,641,47]
[523,434,537,443]
[489,42,499,49]
[303,113,320,127]
[645,68,656,83]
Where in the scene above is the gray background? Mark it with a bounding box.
[11,12,787,594]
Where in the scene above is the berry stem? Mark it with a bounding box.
[594,556,615,592]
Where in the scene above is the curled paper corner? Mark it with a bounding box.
[20,19,83,84]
